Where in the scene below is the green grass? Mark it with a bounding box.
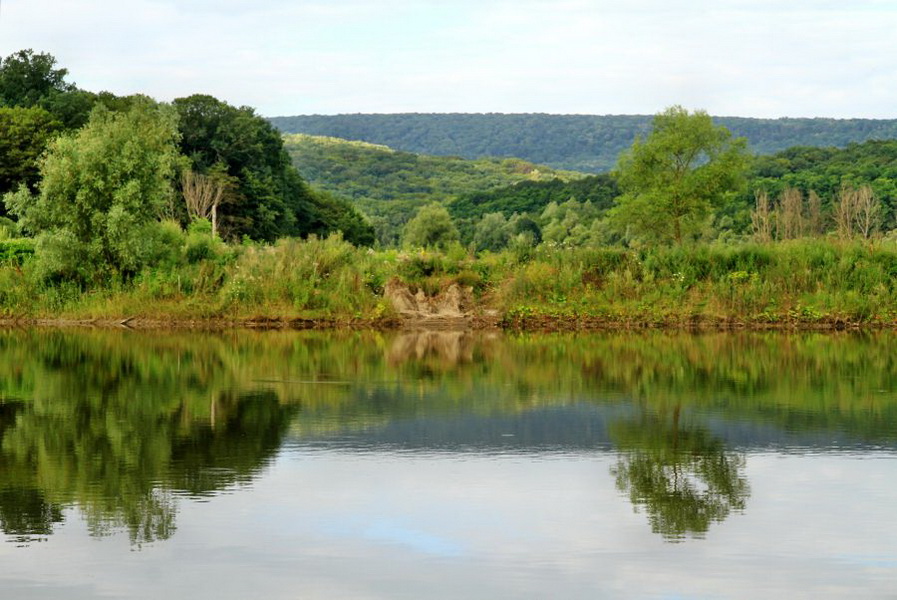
[4,236,897,328]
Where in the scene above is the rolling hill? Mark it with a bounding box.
[271,113,897,173]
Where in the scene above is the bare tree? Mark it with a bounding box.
[833,185,857,241]
[776,187,804,240]
[750,190,774,243]
[181,170,228,237]
[806,190,823,237]
[854,185,881,240]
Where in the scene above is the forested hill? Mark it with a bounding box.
[269,113,897,173]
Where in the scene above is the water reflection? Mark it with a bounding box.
[0,328,895,549]
[0,331,297,545]
[610,403,749,541]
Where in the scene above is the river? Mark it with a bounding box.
[0,328,894,598]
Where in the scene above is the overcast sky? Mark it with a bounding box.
[1,0,895,118]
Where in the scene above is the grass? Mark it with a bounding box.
[3,235,897,329]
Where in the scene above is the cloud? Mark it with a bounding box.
[0,0,895,117]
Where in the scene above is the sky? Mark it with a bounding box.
[1,0,895,118]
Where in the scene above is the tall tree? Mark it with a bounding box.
[173,94,315,242]
[609,106,749,245]
[0,106,62,202]
[0,49,95,129]
[4,99,181,283]
[0,49,73,108]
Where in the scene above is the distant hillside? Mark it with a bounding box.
[282,133,584,245]
[270,113,897,173]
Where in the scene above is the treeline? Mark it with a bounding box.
[269,112,897,173]
[0,49,374,283]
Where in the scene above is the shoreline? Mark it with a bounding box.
[0,312,887,332]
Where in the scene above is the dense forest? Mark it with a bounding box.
[270,113,897,173]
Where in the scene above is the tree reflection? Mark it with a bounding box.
[0,331,297,546]
[610,404,750,541]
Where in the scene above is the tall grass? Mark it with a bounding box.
[3,234,897,327]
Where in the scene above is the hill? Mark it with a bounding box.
[282,133,584,245]
[270,113,897,173]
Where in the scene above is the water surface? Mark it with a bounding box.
[0,329,895,598]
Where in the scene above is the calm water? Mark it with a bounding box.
[0,328,895,599]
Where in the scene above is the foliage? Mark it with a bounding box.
[0,49,97,129]
[173,94,317,242]
[0,107,63,203]
[450,174,618,222]
[0,238,34,263]
[472,212,511,252]
[270,112,897,173]
[4,99,181,284]
[0,49,73,109]
[540,199,606,247]
[402,203,460,251]
[746,140,897,230]
[610,106,749,245]
[305,189,376,247]
[281,133,582,246]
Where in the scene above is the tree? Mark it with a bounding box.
[0,107,62,203]
[402,203,460,250]
[0,49,95,129]
[173,94,316,242]
[473,212,510,252]
[609,106,749,245]
[4,99,181,283]
[0,49,73,108]
[304,189,376,247]
[181,167,233,238]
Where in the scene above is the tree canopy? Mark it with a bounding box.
[270,112,897,173]
[402,203,460,250]
[0,106,62,202]
[610,106,749,245]
[4,99,181,283]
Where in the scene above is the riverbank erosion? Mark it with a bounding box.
[4,237,897,330]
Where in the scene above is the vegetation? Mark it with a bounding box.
[402,203,460,251]
[3,48,897,331]
[0,50,373,257]
[281,133,581,245]
[609,106,749,245]
[6,100,182,284]
[269,112,897,172]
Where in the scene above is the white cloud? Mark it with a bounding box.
[0,0,895,117]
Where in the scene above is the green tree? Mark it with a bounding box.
[173,94,316,242]
[609,106,749,245]
[0,49,73,108]
[4,99,181,283]
[0,49,96,129]
[402,203,460,250]
[473,212,511,252]
[0,107,62,202]
[305,189,376,247]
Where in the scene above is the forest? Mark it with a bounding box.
[3,49,897,328]
[270,112,897,173]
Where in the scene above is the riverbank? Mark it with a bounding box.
[3,236,897,331]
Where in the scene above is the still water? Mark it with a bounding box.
[0,328,895,598]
